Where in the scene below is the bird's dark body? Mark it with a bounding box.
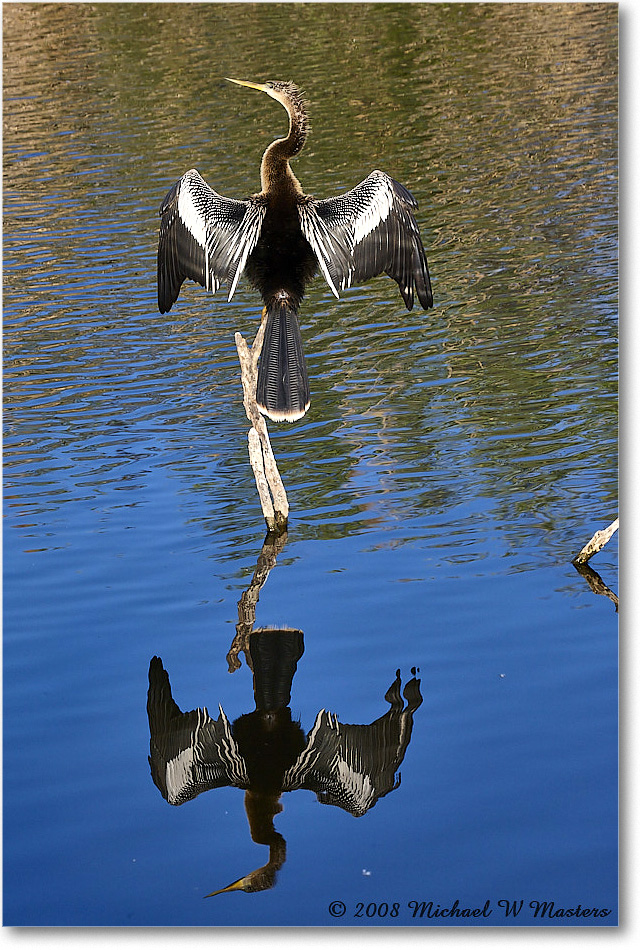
[245,197,318,416]
[156,78,433,422]
[245,201,318,306]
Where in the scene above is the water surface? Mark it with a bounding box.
[3,2,617,928]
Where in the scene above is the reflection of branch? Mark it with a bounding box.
[572,517,618,565]
[226,531,289,673]
[573,561,619,612]
[235,325,288,534]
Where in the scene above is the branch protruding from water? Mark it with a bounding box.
[235,324,289,534]
[572,517,619,565]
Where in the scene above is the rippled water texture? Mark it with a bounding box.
[3,2,617,928]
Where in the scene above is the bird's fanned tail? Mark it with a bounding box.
[257,295,310,422]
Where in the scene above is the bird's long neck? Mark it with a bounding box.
[260,96,309,196]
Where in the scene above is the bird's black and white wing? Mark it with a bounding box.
[298,169,433,311]
[157,168,266,313]
[282,671,422,817]
[281,710,400,817]
[147,657,249,804]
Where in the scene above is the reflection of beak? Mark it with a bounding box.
[205,875,250,897]
[204,851,283,896]
[225,78,268,93]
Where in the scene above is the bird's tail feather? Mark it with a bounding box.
[257,296,310,422]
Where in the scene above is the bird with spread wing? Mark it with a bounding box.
[157,79,433,422]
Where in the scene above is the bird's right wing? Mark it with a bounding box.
[157,168,266,313]
[147,657,249,804]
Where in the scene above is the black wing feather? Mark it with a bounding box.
[147,656,249,804]
[157,168,265,313]
[281,671,423,817]
[298,169,432,310]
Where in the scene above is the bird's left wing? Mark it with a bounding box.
[298,169,432,310]
[157,168,266,313]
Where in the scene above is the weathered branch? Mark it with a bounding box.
[235,325,289,533]
[572,517,619,566]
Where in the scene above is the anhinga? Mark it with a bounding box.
[157,79,433,422]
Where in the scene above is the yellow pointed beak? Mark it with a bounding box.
[225,78,269,93]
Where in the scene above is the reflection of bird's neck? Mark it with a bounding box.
[244,788,283,845]
[205,790,286,896]
[242,789,287,888]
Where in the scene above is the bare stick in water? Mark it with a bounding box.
[235,324,289,533]
[572,517,619,565]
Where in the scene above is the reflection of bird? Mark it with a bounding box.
[147,649,422,895]
[148,653,421,821]
[157,79,433,422]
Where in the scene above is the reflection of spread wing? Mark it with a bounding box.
[147,656,248,804]
[282,672,422,817]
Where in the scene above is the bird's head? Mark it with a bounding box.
[226,78,301,107]
[226,78,309,138]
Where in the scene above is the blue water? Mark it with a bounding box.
[3,1,617,928]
